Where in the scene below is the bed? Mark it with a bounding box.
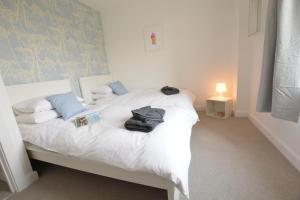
[6,75,199,200]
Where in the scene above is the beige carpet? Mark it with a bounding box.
[0,180,11,200]
[9,113,300,200]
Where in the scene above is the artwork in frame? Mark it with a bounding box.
[144,25,163,52]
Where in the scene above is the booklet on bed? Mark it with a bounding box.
[72,111,101,128]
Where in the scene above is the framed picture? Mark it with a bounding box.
[144,25,163,52]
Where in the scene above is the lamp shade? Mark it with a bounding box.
[216,83,227,93]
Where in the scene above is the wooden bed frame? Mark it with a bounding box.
[6,76,181,200]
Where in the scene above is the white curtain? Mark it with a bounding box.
[257,0,300,122]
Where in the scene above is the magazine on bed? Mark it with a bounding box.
[72,111,101,128]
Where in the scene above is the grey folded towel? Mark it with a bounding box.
[125,106,165,133]
[131,106,165,122]
[161,86,179,95]
[125,118,161,133]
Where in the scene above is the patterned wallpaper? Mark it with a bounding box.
[0,0,109,94]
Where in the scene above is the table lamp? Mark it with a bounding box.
[216,83,227,97]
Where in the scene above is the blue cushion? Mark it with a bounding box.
[108,81,128,95]
[47,92,86,120]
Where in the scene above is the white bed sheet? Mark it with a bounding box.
[18,89,199,197]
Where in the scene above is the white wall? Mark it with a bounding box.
[235,0,251,117]
[81,0,239,110]
[239,0,300,172]
[0,75,38,192]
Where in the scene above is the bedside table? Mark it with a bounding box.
[206,97,233,119]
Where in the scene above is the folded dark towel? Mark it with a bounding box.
[125,118,161,133]
[161,86,179,95]
[125,106,165,133]
[131,106,165,122]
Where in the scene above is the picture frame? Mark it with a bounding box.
[144,25,163,52]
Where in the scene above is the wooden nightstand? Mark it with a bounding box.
[206,97,233,119]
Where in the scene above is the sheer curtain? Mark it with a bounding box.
[257,0,300,122]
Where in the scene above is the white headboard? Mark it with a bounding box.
[6,79,72,105]
[79,75,113,104]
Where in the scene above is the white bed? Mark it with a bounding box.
[6,76,199,200]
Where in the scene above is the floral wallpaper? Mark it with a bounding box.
[0,0,109,94]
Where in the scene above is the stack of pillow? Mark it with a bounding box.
[14,93,86,124]
[14,81,129,124]
[13,98,60,124]
[91,85,115,101]
[91,81,128,102]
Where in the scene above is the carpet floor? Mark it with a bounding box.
[9,113,300,200]
[0,180,11,200]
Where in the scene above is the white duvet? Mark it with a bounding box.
[18,89,199,198]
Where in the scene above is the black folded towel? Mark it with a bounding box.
[125,118,161,133]
[125,106,165,133]
[131,106,165,122]
[161,86,180,95]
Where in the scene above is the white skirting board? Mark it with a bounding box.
[234,110,248,118]
[248,114,300,173]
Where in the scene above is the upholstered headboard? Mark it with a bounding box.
[6,79,72,105]
[79,75,113,104]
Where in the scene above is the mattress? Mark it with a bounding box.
[18,89,199,197]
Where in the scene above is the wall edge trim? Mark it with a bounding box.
[248,113,300,173]
[234,110,248,117]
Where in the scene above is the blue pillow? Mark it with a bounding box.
[108,81,128,95]
[47,92,86,120]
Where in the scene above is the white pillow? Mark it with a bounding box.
[16,110,59,124]
[91,85,113,95]
[13,97,53,114]
[91,93,115,101]
[76,96,87,108]
[76,96,85,103]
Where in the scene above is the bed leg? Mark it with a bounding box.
[167,185,180,200]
